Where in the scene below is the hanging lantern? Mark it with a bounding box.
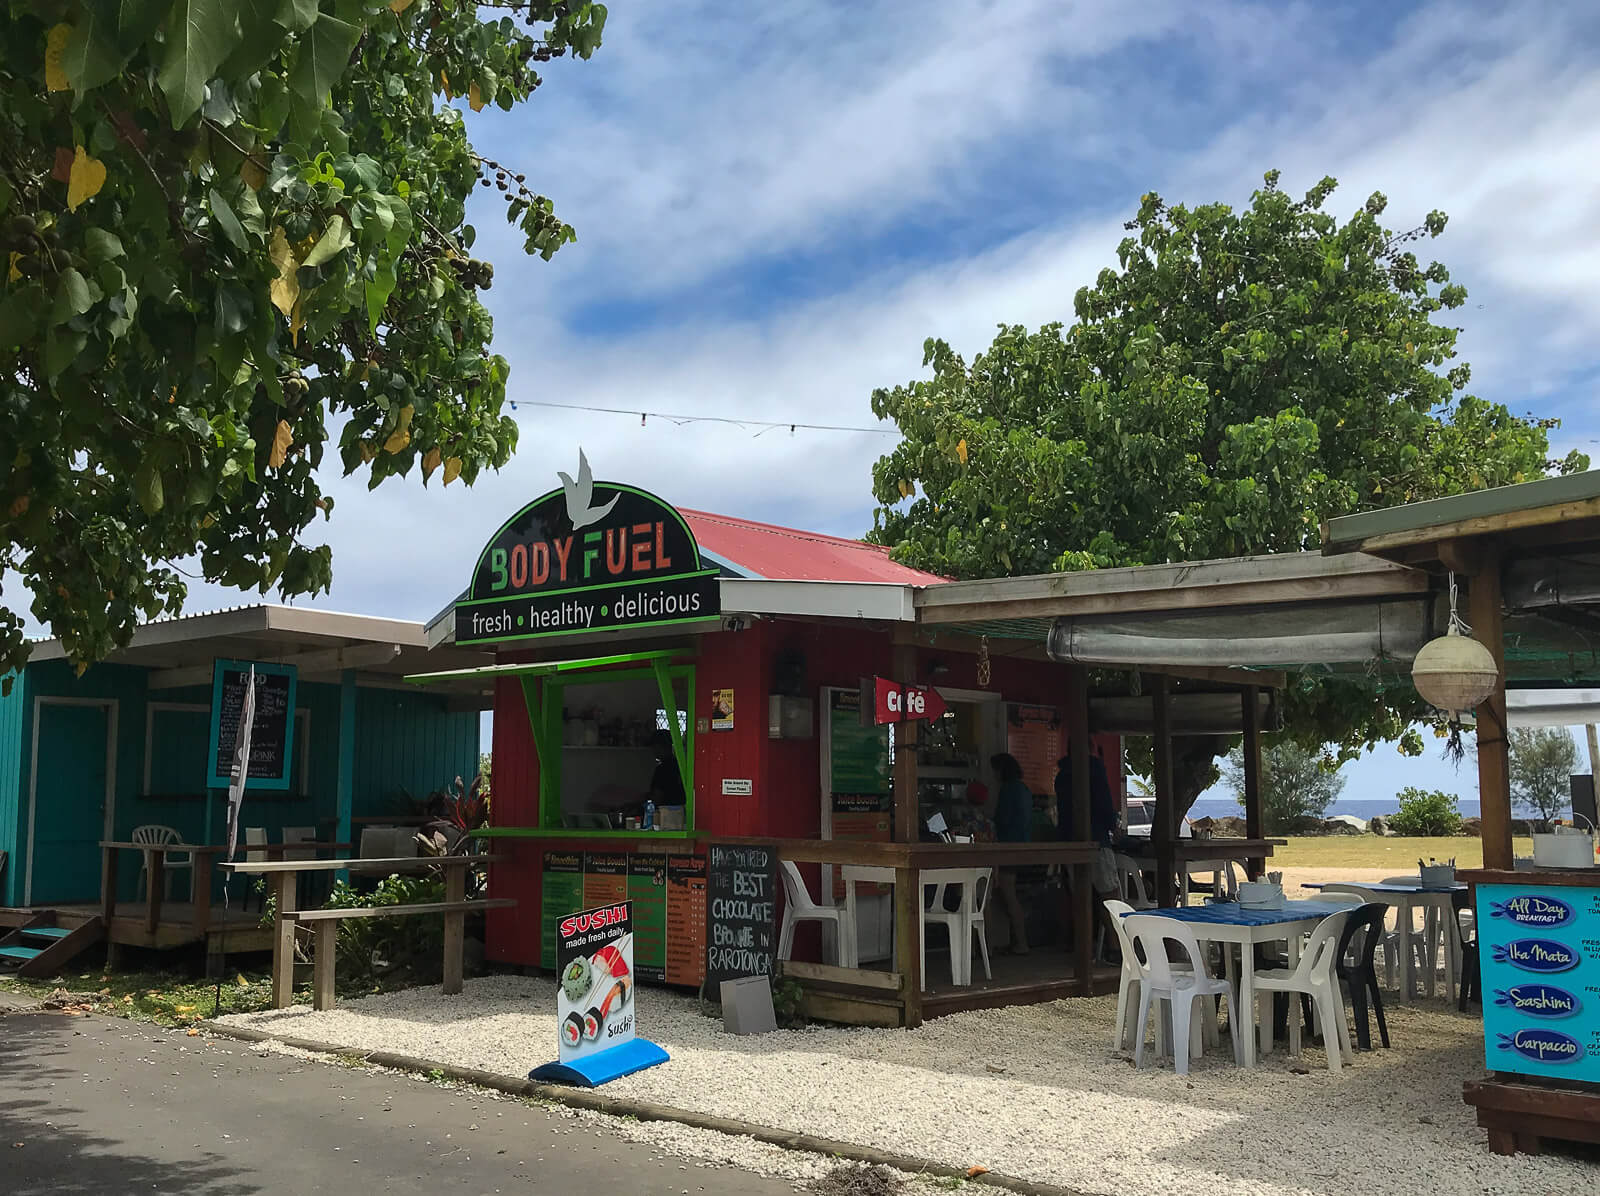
[1410,573,1500,763]
[1411,625,1499,714]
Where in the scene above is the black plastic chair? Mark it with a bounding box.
[1454,888,1480,1011]
[1335,903,1390,1049]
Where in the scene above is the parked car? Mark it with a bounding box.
[1122,796,1193,839]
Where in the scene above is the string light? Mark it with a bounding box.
[506,398,898,437]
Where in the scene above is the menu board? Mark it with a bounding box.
[541,851,586,970]
[207,659,297,790]
[583,852,629,909]
[705,843,778,987]
[1478,882,1600,1082]
[664,854,707,987]
[628,853,669,983]
[828,689,890,797]
[1007,703,1062,798]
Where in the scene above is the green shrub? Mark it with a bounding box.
[322,874,448,990]
[1388,787,1463,837]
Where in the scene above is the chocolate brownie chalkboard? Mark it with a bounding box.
[705,843,778,988]
[207,660,298,791]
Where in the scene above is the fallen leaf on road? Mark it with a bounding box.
[186,1028,200,1037]
[967,1166,989,1178]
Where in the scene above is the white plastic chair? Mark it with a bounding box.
[281,826,317,861]
[1112,854,1155,910]
[1253,908,1354,1072]
[1124,914,1242,1075]
[243,827,268,862]
[132,824,192,901]
[778,860,853,967]
[923,868,991,987]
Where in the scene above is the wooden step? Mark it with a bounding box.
[6,914,105,979]
[0,944,43,961]
[20,926,73,940]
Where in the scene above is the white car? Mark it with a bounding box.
[1122,796,1193,839]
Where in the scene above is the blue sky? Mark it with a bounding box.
[28,0,1600,805]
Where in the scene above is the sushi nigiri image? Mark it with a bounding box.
[561,1010,586,1049]
[577,935,635,1041]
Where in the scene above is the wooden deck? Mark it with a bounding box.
[0,903,272,953]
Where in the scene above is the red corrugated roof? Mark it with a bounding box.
[681,509,948,585]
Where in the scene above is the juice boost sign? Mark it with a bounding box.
[456,450,720,645]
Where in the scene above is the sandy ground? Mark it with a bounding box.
[223,974,1597,1196]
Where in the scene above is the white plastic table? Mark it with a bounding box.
[1301,878,1465,1001]
[840,864,986,987]
[1134,900,1351,1068]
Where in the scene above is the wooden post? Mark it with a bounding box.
[271,870,299,1009]
[1242,685,1264,880]
[100,845,119,925]
[891,643,920,844]
[1469,555,1512,871]
[894,864,922,1028]
[313,921,337,1012]
[145,849,165,934]
[442,861,467,996]
[1151,675,1176,908]
[335,669,358,882]
[1067,665,1094,994]
[191,849,213,935]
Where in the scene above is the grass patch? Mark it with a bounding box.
[0,967,286,1027]
[1272,835,1534,870]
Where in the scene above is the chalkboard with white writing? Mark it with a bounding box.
[207,660,297,791]
[705,842,778,988]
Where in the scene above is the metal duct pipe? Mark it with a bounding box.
[1504,555,1600,610]
[1089,691,1282,736]
[1047,598,1435,668]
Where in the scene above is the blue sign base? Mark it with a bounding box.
[529,1039,669,1088]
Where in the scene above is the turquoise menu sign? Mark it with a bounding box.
[1477,883,1600,1082]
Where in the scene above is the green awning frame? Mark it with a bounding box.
[406,649,694,827]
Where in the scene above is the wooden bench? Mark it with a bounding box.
[290,899,517,1010]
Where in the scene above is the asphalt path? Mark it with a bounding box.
[0,1006,798,1194]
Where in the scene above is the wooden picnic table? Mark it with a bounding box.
[220,854,502,1008]
[98,840,352,937]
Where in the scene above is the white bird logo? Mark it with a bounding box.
[558,449,620,530]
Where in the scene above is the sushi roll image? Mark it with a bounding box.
[560,956,594,1004]
[561,1011,585,1049]
[582,1007,603,1041]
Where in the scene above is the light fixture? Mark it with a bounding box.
[1411,573,1498,761]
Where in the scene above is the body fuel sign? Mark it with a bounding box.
[455,452,720,645]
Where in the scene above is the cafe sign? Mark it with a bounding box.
[456,451,720,645]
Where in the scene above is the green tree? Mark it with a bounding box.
[1221,739,1345,834]
[867,172,1589,808]
[0,1,608,687]
[1509,726,1578,828]
[1388,786,1462,837]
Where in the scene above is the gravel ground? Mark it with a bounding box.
[224,977,1596,1196]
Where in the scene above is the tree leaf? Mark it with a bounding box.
[275,0,319,32]
[135,459,164,514]
[66,147,107,211]
[84,228,124,262]
[157,0,241,128]
[421,446,441,480]
[301,214,351,267]
[267,225,300,316]
[63,1,168,92]
[389,0,415,12]
[57,268,93,318]
[208,187,248,250]
[45,24,73,92]
[469,82,484,112]
[268,419,292,469]
[288,13,362,113]
[443,456,462,485]
[382,405,414,453]
[955,438,968,465]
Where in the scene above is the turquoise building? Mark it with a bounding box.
[0,605,494,912]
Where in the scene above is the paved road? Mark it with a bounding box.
[0,1007,798,1194]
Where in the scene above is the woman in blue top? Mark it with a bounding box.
[990,753,1032,955]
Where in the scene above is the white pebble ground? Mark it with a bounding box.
[223,976,1597,1196]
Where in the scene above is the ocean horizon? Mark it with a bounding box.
[1187,797,1496,822]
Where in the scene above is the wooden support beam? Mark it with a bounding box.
[442,863,467,996]
[1151,675,1176,907]
[1242,684,1264,880]
[313,921,337,1011]
[271,870,299,1009]
[100,846,119,927]
[1067,665,1094,995]
[1469,555,1512,871]
[894,864,922,1028]
[335,669,357,881]
[891,643,920,844]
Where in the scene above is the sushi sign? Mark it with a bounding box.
[556,901,638,1063]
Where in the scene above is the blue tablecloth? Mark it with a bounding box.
[1130,900,1351,927]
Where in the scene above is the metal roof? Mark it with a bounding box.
[679,509,949,586]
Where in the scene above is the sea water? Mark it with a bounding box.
[1186,797,1490,822]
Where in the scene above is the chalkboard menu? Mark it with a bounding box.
[207,659,298,791]
[705,842,778,988]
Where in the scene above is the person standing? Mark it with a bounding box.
[1056,747,1122,959]
[990,752,1032,955]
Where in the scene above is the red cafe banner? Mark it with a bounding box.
[862,675,948,726]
